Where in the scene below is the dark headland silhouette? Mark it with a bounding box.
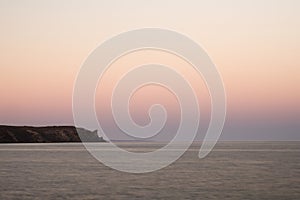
[0,125,106,143]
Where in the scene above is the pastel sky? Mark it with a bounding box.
[0,0,299,140]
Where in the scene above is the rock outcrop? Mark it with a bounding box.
[0,125,105,143]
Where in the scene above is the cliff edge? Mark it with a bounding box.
[0,125,105,143]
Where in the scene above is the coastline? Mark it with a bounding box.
[0,125,106,143]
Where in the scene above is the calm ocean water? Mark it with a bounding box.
[0,142,300,200]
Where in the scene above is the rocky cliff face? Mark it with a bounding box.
[0,125,105,143]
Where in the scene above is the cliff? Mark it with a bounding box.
[0,125,105,143]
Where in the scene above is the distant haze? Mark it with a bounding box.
[0,0,299,140]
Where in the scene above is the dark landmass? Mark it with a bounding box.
[0,125,106,143]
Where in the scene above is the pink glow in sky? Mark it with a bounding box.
[0,0,299,140]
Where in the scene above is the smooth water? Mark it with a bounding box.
[0,142,300,200]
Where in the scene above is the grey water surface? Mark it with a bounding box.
[1,142,300,200]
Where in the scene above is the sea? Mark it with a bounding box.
[0,141,299,200]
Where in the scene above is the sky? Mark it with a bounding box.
[0,0,299,140]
